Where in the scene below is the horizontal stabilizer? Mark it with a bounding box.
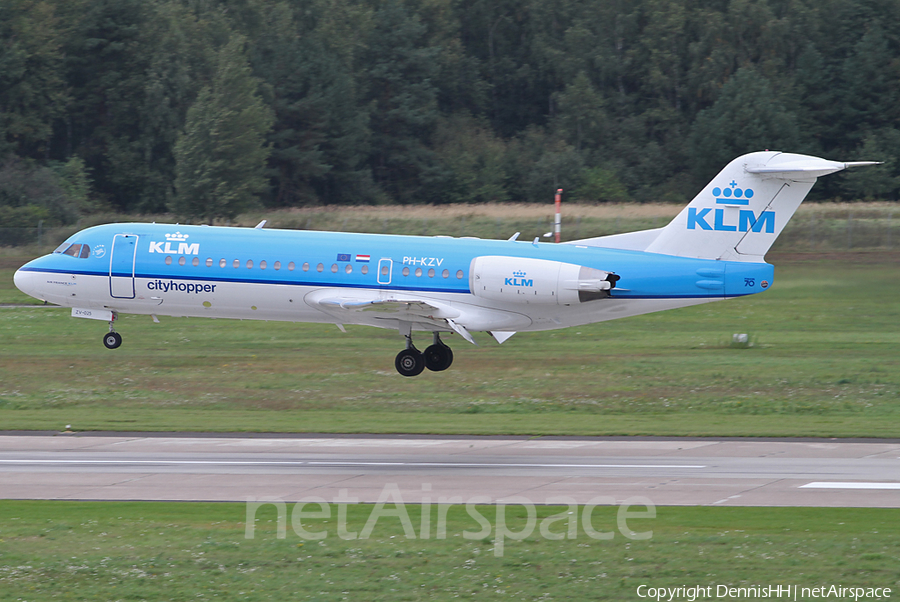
[746,159,881,179]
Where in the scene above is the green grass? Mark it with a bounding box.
[1,253,899,437]
[0,501,897,601]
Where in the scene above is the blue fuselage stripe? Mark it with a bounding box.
[16,266,755,300]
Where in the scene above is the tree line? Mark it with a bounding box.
[2,0,899,226]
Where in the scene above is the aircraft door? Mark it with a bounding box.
[377,258,392,285]
[109,234,138,299]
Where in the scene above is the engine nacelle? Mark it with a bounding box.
[469,256,618,305]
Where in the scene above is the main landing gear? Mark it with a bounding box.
[102,313,122,349]
[395,332,453,377]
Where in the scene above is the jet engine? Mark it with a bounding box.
[469,256,619,305]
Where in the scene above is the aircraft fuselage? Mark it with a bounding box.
[14,223,772,335]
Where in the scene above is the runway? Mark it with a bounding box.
[1,433,899,507]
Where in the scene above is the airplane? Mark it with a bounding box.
[14,151,876,376]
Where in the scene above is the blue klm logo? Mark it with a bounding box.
[688,181,774,233]
[505,270,533,287]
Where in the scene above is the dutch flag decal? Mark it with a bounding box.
[355,254,370,262]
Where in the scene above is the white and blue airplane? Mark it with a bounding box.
[14,151,875,376]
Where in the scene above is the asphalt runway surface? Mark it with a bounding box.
[1,433,899,507]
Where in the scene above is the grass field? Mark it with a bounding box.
[0,501,897,601]
[1,249,898,437]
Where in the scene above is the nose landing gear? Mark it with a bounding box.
[394,332,453,376]
[102,312,122,349]
[103,331,122,349]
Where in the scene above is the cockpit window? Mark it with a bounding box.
[54,242,71,254]
[58,243,92,258]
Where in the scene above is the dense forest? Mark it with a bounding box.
[2,0,900,226]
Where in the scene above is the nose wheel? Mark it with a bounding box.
[394,333,453,376]
[103,331,122,349]
[102,313,122,349]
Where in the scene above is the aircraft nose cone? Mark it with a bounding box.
[14,266,39,299]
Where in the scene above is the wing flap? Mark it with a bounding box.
[317,297,461,320]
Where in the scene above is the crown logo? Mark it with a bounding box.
[713,181,754,205]
[512,270,527,278]
[165,232,189,241]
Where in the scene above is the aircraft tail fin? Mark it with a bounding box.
[641,152,878,261]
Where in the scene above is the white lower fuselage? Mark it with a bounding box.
[18,269,714,333]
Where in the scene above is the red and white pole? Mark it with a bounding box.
[554,188,563,243]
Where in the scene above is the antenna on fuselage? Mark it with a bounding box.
[255,220,267,229]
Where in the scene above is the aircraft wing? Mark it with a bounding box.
[306,291,477,344]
